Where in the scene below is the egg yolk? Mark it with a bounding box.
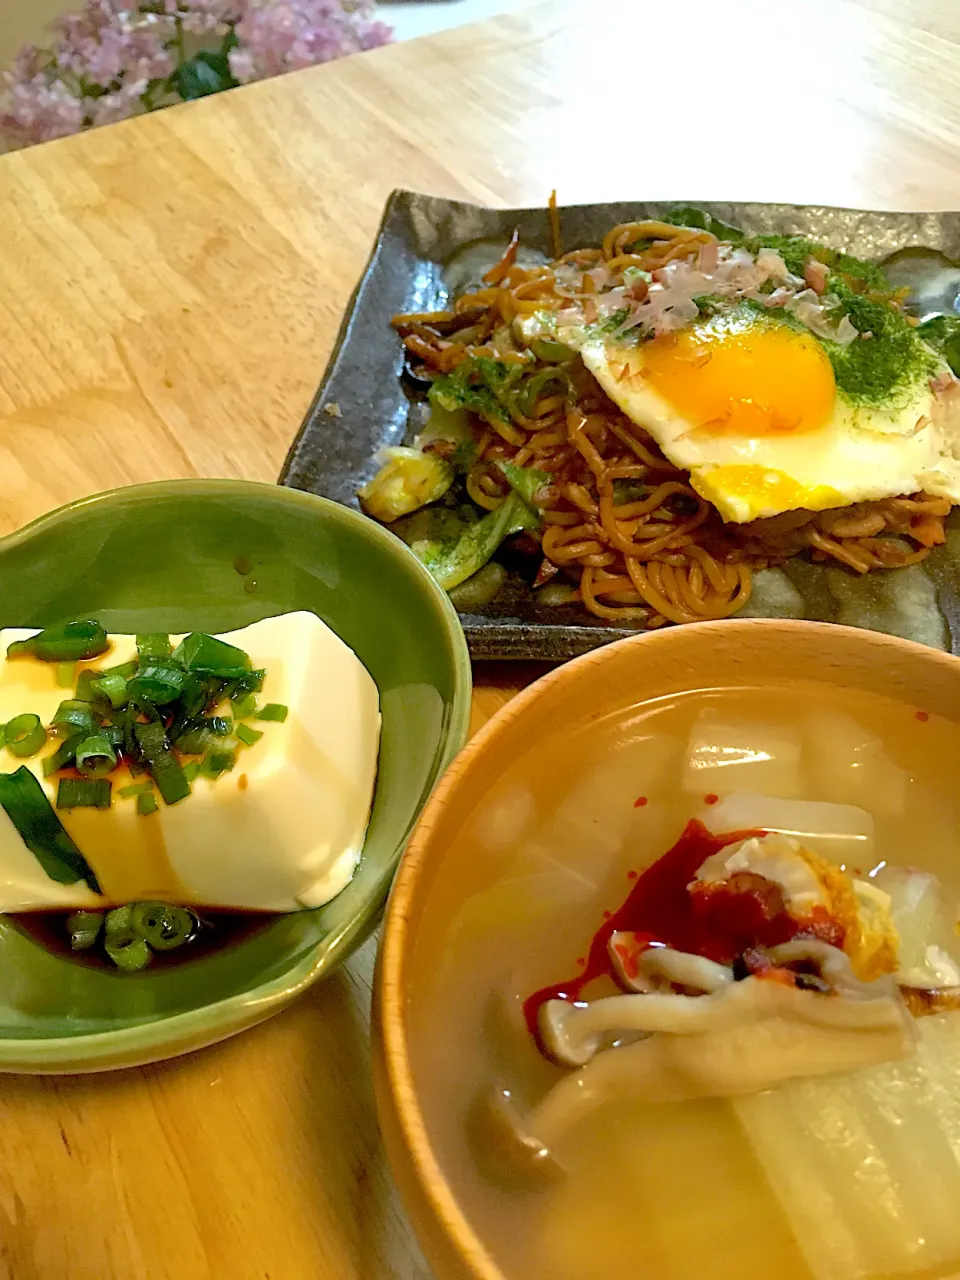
[693,465,844,517]
[642,313,836,437]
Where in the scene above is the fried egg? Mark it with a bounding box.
[575,309,960,522]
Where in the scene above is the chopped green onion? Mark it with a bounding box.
[66,910,102,951]
[105,904,132,934]
[235,723,262,747]
[174,728,210,755]
[51,700,100,738]
[136,634,171,660]
[137,792,158,817]
[0,767,100,892]
[224,669,265,699]
[75,734,117,778]
[130,902,196,950]
[111,707,139,764]
[7,620,108,663]
[100,660,138,680]
[104,930,151,971]
[182,761,202,782]
[75,669,102,702]
[57,778,112,809]
[127,662,188,706]
[101,725,124,749]
[56,662,76,688]
[232,692,258,719]
[256,703,288,723]
[134,721,191,805]
[203,747,236,777]
[117,781,153,798]
[89,671,129,709]
[0,725,6,749]
[172,632,251,677]
[5,714,46,758]
[129,692,160,723]
[42,732,83,777]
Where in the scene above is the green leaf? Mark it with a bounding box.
[196,49,239,87]
[172,56,227,101]
[412,491,539,591]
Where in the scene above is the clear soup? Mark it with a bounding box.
[406,681,960,1280]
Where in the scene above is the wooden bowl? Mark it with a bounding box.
[373,618,960,1279]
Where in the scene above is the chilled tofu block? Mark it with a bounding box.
[683,709,802,799]
[0,612,380,913]
[698,793,875,866]
[804,710,908,816]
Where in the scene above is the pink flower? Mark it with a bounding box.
[233,0,391,82]
[0,74,84,145]
[0,0,393,149]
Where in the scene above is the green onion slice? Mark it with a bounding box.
[235,723,262,747]
[255,703,288,723]
[137,792,159,816]
[134,721,190,805]
[75,669,102,702]
[42,732,84,777]
[203,747,236,777]
[104,930,151,971]
[172,632,251,677]
[75,734,117,778]
[127,662,188,706]
[56,662,76,688]
[5,714,46,758]
[130,901,196,950]
[117,781,153,798]
[89,672,129,710]
[51,700,100,739]
[7,620,109,663]
[66,909,103,951]
[0,767,100,892]
[136,634,172,660]
[57,778,112,809]
[232,692,258,719]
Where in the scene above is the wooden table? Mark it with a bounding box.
[2,0,960,1274]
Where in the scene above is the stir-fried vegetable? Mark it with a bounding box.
[411,491,539,591]
[358,446,455,523]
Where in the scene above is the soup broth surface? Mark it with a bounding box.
[406,681,960,1280]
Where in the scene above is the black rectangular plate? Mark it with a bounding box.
[279,191,960,661]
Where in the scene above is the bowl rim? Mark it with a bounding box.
[0,477,473,1072]
[377,617,960,1280]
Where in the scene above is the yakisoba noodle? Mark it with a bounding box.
[390,215,950,628]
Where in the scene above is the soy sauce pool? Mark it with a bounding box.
[8,908,275,971]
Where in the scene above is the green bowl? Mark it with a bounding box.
[0,479,471,1073]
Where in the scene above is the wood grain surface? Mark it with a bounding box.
[1,0,960,1275]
